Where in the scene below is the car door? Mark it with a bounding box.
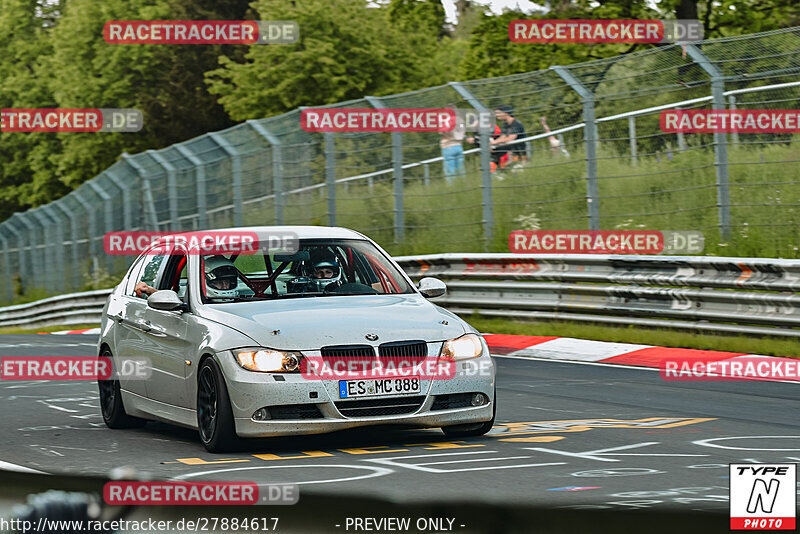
[141,251,193,408]
[113,252,167,398]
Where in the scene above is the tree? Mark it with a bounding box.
[206,0,456,121]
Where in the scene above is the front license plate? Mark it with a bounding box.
[338,377,421,398]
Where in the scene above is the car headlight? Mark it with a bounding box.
[440,333,484,361]
[234,348,302,373]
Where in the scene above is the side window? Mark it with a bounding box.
[132,254,166,298]
[123,255,147,296]
[161,254,188,299]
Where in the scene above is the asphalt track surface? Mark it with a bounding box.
[1,334,799,514]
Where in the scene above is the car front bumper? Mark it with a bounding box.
[217,351,496,438]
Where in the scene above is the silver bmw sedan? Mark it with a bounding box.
[97,226,496,452]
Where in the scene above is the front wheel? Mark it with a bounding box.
[197,358,238,453]
[441,389,496,438]
[98,349,146,429]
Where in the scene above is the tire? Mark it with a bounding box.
[441,388,496,438]
[98,349,147,429]
[197,357,238,453]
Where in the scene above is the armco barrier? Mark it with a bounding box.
[394,254,800,338]
[0,289,111,328]
[1,255,799,337]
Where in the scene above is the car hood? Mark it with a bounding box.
[201,294,467,350]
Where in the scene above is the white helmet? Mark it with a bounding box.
[204,256,239,298]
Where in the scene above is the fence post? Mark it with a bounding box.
[148,150,180,231]
[15,214,42,290]
[552,66,600,231]
[728,95,740,145]
[247,120,284,225]
[87,180,115,274]
[174,144,207,230]
[628,116,637,165]
[123,153,160,231]
[73,189,99,276]
[324,132,336,226]
[0,232,12,303]
[208,133,244,228]
[104,169,133,230]
[366,96,404,243]
[30,208,57,293]
[449,81,493,246]
[685,43,731,239]
[4,220,26,296]
[42,204,67,292]
[53,200,81,292]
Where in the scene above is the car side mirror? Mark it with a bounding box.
[418,277,446,298]
[147,290,186,312]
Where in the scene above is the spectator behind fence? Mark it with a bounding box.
[491,105,528,172]
[440,104,466,182]
[466,118,507,173]
[541,116,570,158]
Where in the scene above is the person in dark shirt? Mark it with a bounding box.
[490,104,527,170]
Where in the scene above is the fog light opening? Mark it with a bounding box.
[252,408,271,421]
[471,393,488,407]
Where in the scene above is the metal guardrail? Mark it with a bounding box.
[1,254,799,337]
[0,289,111,329]
[395,254,800,338]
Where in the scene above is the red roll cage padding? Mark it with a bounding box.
[364,252,401,294]
[170,256,187,292]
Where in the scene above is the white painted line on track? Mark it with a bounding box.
[0,460,46,474]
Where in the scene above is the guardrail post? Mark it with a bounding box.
[449,81,494,247]
[685,43,731,239]
[208,133,244,227]
[174,144,207,230]
[0,232,13,303]
[15,214,42,291]
[123,153,160,231]
[324,132,337,226]
[366,96,404,243]
[87,180,115,274]
[628,116,637,165]
[552,66,600,231]
[247,121,284,225]
[104,169,133,230]
[3,221,26,296]
[728,95,740,145]
[42,205,67,291]
[73,189,99,276]
[148,150,180,231]
[53,200,81,292]
[423,163,430,187]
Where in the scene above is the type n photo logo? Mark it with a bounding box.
[730,464,796,530]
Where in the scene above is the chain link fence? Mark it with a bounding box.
[2,27,800,303]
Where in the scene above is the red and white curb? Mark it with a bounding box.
[484,334,800,383]
[42,327,101,335]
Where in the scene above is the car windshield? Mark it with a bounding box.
[200,239,415,302]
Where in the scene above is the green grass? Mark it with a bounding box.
[466,315,800,359]
[243,138,800,258]
[0,323,99,335]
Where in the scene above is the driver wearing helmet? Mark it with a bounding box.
[204,255,240,298]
